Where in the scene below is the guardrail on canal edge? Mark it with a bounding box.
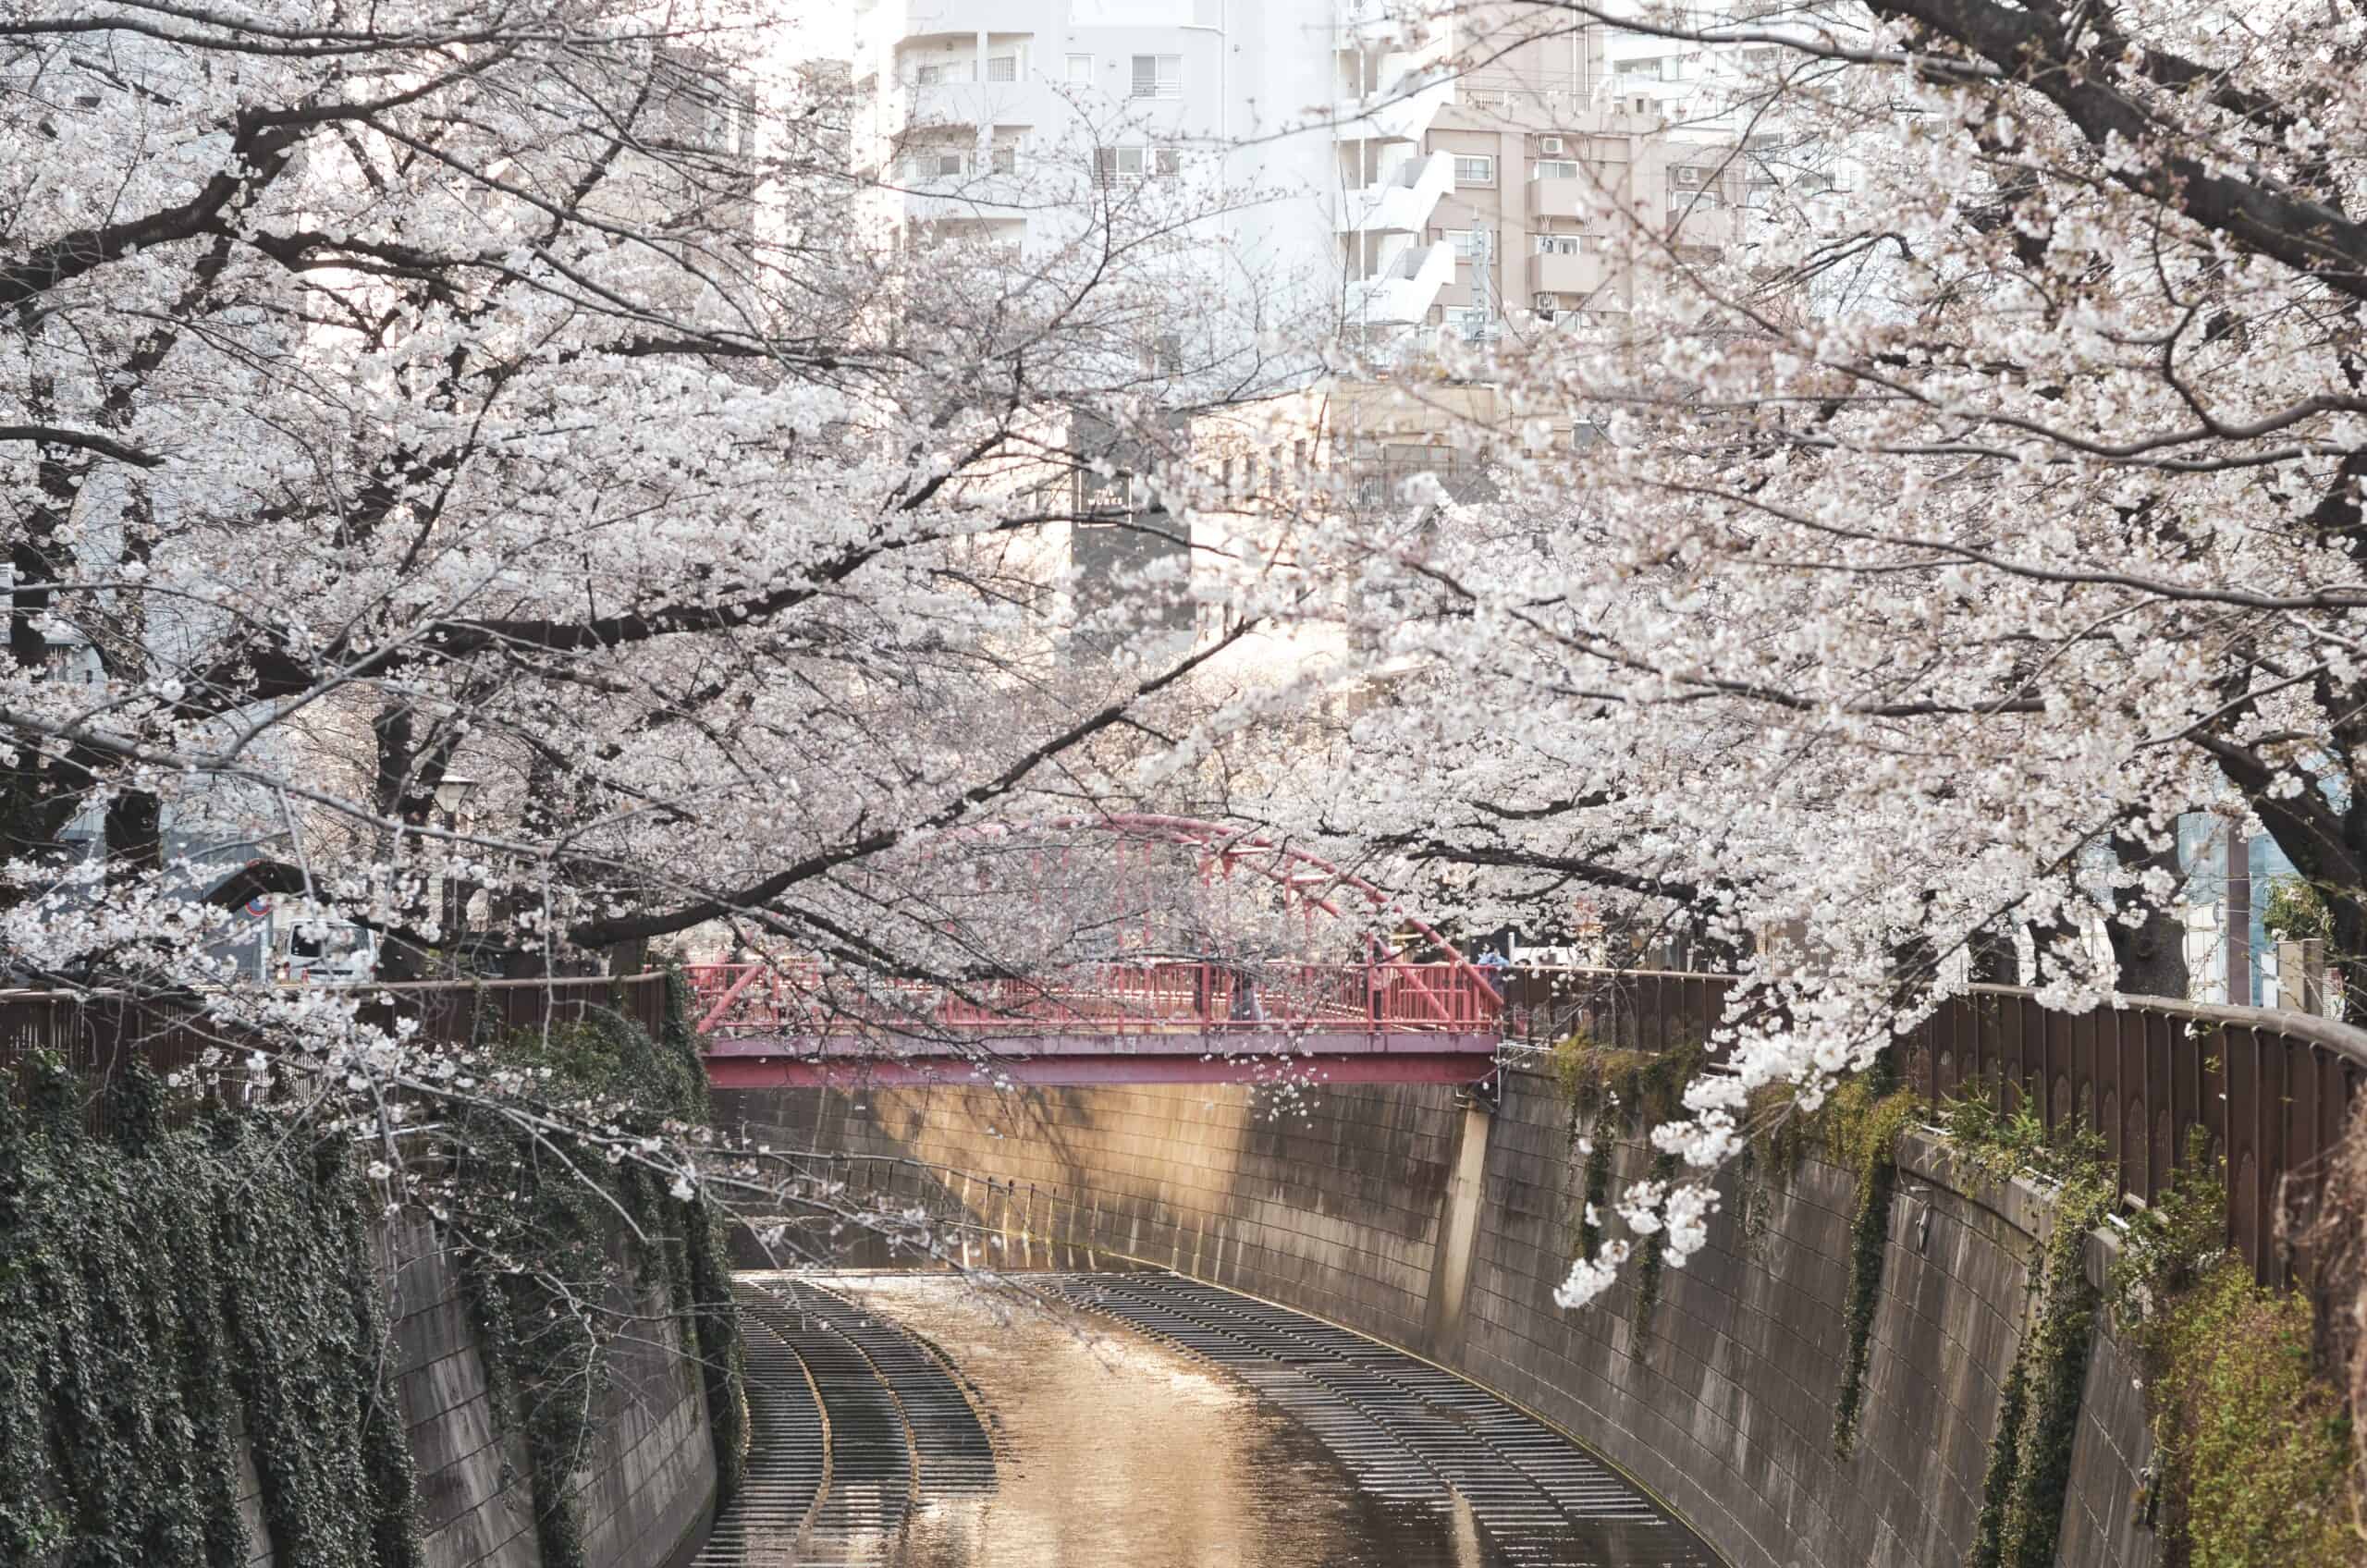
[6,963,2361,1287]
[1492,968,2367,1291]
[0,972,670,1134]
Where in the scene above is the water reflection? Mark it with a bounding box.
[755,1273,1711,1568]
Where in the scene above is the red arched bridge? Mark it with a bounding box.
[688,814,1511,1089]
[686,957,1508,1088]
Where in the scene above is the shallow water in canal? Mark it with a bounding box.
[733,1271,1715,1568]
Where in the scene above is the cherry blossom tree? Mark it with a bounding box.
[1,0,1302,1005]
[1132,0,2367,1300]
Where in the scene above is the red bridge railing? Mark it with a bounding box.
[683,960,1504,1038]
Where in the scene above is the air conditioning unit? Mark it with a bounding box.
[1538,136,1565,155]
[1674,166,1701,186]
[1532,292,1558,312]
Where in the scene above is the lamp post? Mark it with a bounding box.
[433,773,479,820]
[432,773,479,954]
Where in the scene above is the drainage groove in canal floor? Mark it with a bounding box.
[698,1275,1000,1566]
[691,1283,828,1566]
[1036,1272,1714,1566]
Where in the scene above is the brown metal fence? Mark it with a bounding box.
[1497,967,2367,1287]
[1911,985,2367,1289]
[1497,967,1735,1056]
[0,974,671,1136]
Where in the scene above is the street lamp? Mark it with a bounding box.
[431,773,479,958]
[433,773,480,818]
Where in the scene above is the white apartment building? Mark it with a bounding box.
[849,0,1747,349]
[848,0,1343,319]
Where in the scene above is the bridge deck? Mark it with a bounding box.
[689,961,1511,1087]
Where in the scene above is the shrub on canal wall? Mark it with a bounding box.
[2111,1129,2357,1567]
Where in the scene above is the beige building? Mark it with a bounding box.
[1360,8,1745,340]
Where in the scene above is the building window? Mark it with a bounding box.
[1442,304,1496,341]
[1153,333,1183,372]
[992,141,1019,174]
[987,54,1017,82]
[1131,55,1182,98]
[915,59,975,86]
[1536,234,1581,254]
[904,147,970,178]
[1096,146,1181,182]
[1443,228,1484,261]
[1452,154,1494,186]
[1532,159,1580,180]
[1066,53,1094,82]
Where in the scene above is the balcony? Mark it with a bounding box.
[1670,201,1739,247]
[1338,0,1419,44]
[1528,173,1601,218]
[1344,240,1455,325]
[861,2,1018,46]
[1527,247,1609,298]
[1341,151,1453,235]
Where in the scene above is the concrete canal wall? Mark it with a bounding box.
[378,1215,720,1568]
[717,1069,2157,1568]
[228,1216,718,1568]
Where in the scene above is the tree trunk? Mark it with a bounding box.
[103,789,161,888]
[1968,924,2017,985]
[2107,830,2189,1000]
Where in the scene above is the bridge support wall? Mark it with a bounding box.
[718,1069,2156,1568]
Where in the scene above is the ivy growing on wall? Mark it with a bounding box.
[2109,1129,2357,1567]
[1629,1150,1681,1336]
[0,965,746,1568]
[1969,1161,2114,1568]
[0,1060,423,1568]
[444,970,745,1568]
[1937,1094,2120,1568]
[1549,1029,1708,1334]
[1823,1065,1919,1458]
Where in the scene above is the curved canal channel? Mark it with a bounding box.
[695,1269,1717,1568]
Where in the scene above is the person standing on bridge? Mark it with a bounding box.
[1228,961,1264,1023]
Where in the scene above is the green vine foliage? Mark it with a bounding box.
[2261,874,2336,947]
[444,974,745,1568]
[1577,1135,1613,1264]
[1631,1151,1680,1336]
[2109,1132,2357,1567]
[1823,1072,1920,1457]
[0,966,743,1568]
[1550,1028,1707,1334]
[1972,1167,2115,1568]
[0,1060,423,1568]
[1949,1093,2118,1568]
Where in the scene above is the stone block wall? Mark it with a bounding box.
[720,1068,2158,1568]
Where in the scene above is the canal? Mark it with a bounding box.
[696,1270,1717,1568]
